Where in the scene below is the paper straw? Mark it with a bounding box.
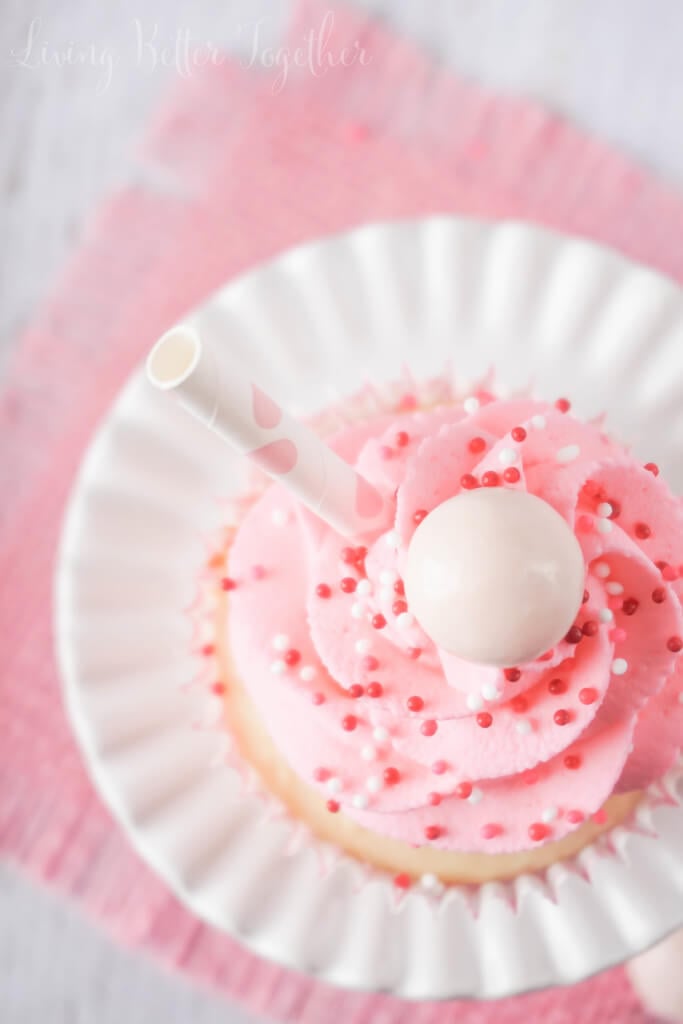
[146,325,392,537]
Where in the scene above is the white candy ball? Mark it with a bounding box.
[404,489,585,667]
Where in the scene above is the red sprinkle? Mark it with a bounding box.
[582,619,599,636]
[424,825,441,841]
[667,636,683,653]
[340,577,357,593]
[421,720,438,737]
[200,644,215,657]
[316,583,331,599]
[211,681,226,695]
[395,430,410,447]
[349,684,364,699]
[326,799,340,813]
[529,822,550,841]
[662,565,679,582]
[555,397,571,413]
[454,781,473,799]
[548,678,566,695]
[383,767,400,785]
[634,522,651,540]
[393,873,412,890]
[554,709,571,725]
[371,613,387,630]
[564,754,582,770]
[341,715,357,731]
[314,767,330,782]
[476,712,493,729]
[366,682,383,698]
[355,546,368,562]
[504,667,521,682]
[413,509,428,525]
[481,823,502,840]
[652,587,666,604]
[341,546,357,564]
[620,598,638,616]
[481,471,500,487]
[566,810,585,825]
[220,577,237,591]
[393,579,405,596]
[511,426,527,442]
[407,695,424,712]
[644,462,660,476]
[431,760,448,775]
[460,473,478,490]
[511,696,528,713]
[579,687,598,705]
[503,466,521,484]
[592,809,608,825]
[392,599,408,616]
[283,649,301,667]
[607,499,621,519]
[428,791,442,806]
[468,436,487,454]
[583,589,590,603]
[407,647,422,659]
[362,655,379,671]
[565,625,583,644]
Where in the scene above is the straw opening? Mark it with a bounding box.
[147,326,201,390]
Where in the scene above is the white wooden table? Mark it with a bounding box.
[3,1,683,1019]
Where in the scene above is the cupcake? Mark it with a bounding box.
[148,327,683,890]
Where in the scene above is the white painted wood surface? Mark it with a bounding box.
[3,0,683,1019]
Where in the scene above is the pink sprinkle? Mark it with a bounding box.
[428,792,441,806]
[250,564,266,580]
[361,655,379,671]
[577,515,594,533]
[524,772,539,786]
[311,692,325,706]
[609,627,628,643]
[431,760,448,775]
[567,810,585,825]
[379,445,394,460]
[398,393,418,411]
[592,808,608,825]
[344,120,371,143]
[481,823,502,840]
[407,647,422,660]
[420,720,438,737]
[662,565,679,581]
[314,767,329,782]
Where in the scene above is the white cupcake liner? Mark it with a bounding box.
[56,217,683,999]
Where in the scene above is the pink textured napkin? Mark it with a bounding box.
[2,1,682,1020]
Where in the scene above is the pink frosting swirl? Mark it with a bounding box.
[227,396,683,852]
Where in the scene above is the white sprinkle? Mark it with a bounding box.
[678,692,683,705]
[351,603,364,619]
[361,744,376,761]
[299,665,316,682]
[498,447,518,466]
[356,579,372,597]
[612,658,628,675]
[542,806,559,824]
[270,660,286,674]
[396,612,414,629]
[531,415,547,430]
[593,562,611,578]
[355,638,372,655]
[373,726,389,743]
[326,777,342,795]
[481,683,502,702]
[385,531,400,548]
[515,719,532,736]
[271,508,288,526]
[556,444,580,463]
[352,793,369,809]
[467,693,484,712]
[468,787,484,805]
[597,502,613,518]
[464,396,480,414]
[420,872,443,892]
[597,519,613,534]
[366,775,382,793]
[272,633,290,651]
[379,570,398,585]
[379,587,393,603]
[606,581,624,595]
[599,608,614,623]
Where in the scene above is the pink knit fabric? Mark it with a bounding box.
[2,1,681,1019]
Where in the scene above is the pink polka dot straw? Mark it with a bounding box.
[147,325,391,536]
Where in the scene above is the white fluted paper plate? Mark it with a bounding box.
[56,218,683,1000]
